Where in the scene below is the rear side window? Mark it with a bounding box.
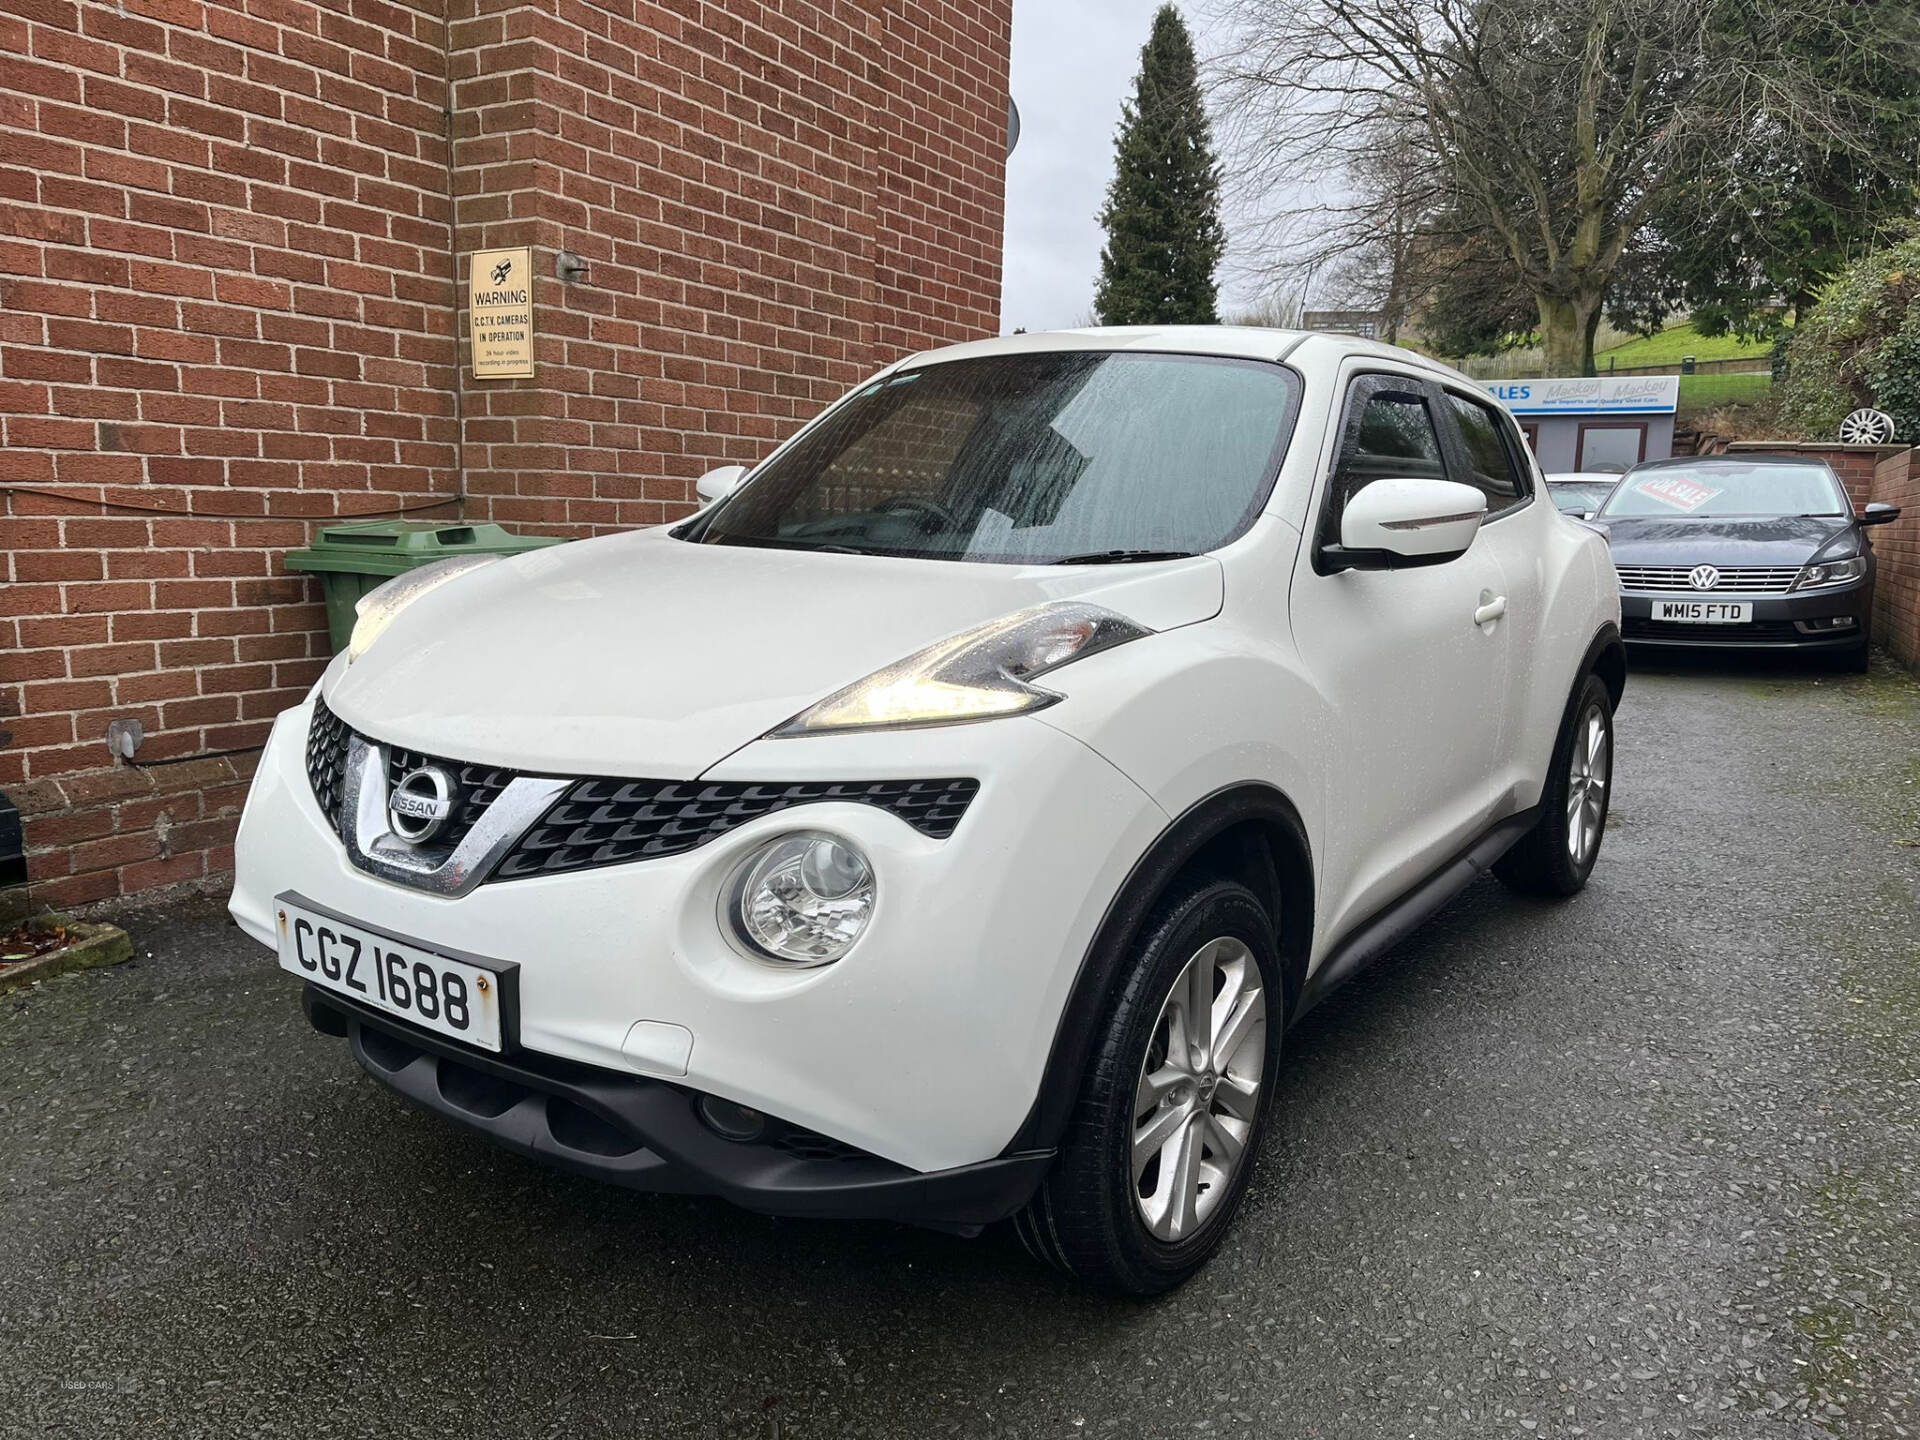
[1319,378,1448,544]
[1444,392,1530,516]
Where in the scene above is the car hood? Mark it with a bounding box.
[322,526,1226,777]
[1592,513,1851,566]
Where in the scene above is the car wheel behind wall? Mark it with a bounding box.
[1494,672,1614,898]
[1013,878,1283,1295]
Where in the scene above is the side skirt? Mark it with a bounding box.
[1291,805,1540,1023]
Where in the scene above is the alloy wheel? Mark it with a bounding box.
[1566,702,1610,866]
[1130,936,1267,1242]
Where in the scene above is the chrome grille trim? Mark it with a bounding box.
[1615,565,1801,594]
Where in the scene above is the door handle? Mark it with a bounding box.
[1474,595,1508,626]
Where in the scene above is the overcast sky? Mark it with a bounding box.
[1001,1,1248,334]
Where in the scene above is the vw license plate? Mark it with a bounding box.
[1651,599,1752,624]
[275,894,504,1051]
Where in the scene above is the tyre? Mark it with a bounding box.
[1837,641,1870,674]
[1494,671,1613,897]
[1014,878,1282,1295]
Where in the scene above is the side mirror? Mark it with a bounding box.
[1323,478,1488,573]
[695,464,748,504]
[1861,502,1902,526]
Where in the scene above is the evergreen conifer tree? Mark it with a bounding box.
[1094,5,1227,326]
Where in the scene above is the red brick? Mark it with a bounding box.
[5,0,1012,901]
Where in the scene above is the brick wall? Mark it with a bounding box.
[1866,447,1919,674]
[1,0,1012,906]
[446,0,1008,534]
[2,0,461,905]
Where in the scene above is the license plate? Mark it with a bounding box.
[275,894,504,1051]
[1651,599,1752,624]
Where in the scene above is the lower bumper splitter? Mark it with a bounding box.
[305,986,1052,1232]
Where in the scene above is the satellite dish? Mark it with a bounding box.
[1007,97,1021,157]
[1839,408,1896,444]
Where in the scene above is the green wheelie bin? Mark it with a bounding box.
[284,520,565,654]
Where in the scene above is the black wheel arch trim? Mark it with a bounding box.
[1000,782,1314,1157]
[1584,620,1626,707]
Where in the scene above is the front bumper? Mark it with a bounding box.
[232,693,1168,1182]
[1619,578,1870,650]
[305,985,1053,1230]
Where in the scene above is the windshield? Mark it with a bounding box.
[690,351,1299,563]
[1598,462,1848,519]
[1549,481,1615,513]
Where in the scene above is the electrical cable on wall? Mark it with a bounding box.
[0,485,462,520]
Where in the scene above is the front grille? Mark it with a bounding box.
[1615,565,1801,594]
[384,746,520,854]
[1623,617,1803,643]
[305,696,351,836]
[494,777,982,881]
[303,701,980,883]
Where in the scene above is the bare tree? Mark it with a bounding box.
[1208,0,1878,373]
[1225,290,1308,328]
[1314,117,1438,343]
[1216,108,1443,344]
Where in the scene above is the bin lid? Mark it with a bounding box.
[284,520,565,576]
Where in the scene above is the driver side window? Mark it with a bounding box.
[1319,376,1448,546]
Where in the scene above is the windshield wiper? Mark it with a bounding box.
[1049,548,1198,565]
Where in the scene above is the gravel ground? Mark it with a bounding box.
[3,656,1917,1439]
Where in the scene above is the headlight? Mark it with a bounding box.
[1792,555,1866,591]
[346,556,499,662]
[727,832,875,966]
[772,602,1151,736]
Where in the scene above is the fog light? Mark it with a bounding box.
[727,831,875,966]
[697,1095,767,1142]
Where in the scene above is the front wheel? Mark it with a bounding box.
[1494,672,1614,897]
[1014,879,1282,1295]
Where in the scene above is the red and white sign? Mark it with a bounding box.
[1631,474,1723,513]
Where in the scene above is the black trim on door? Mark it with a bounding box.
[1292,804,1539,1020]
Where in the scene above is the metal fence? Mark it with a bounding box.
[1462,353,1771,380]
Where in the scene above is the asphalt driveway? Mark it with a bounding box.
[4,658,1918,1438]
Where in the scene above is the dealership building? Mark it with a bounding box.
[1482,376,1681,473]
[1,0,1013,905]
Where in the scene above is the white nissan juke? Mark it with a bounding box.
[231,327,1623,1293]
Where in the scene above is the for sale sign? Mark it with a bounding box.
[468,247,534,379]
[1630,474,1723,513]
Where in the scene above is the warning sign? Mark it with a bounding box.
[468,247,534,379]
